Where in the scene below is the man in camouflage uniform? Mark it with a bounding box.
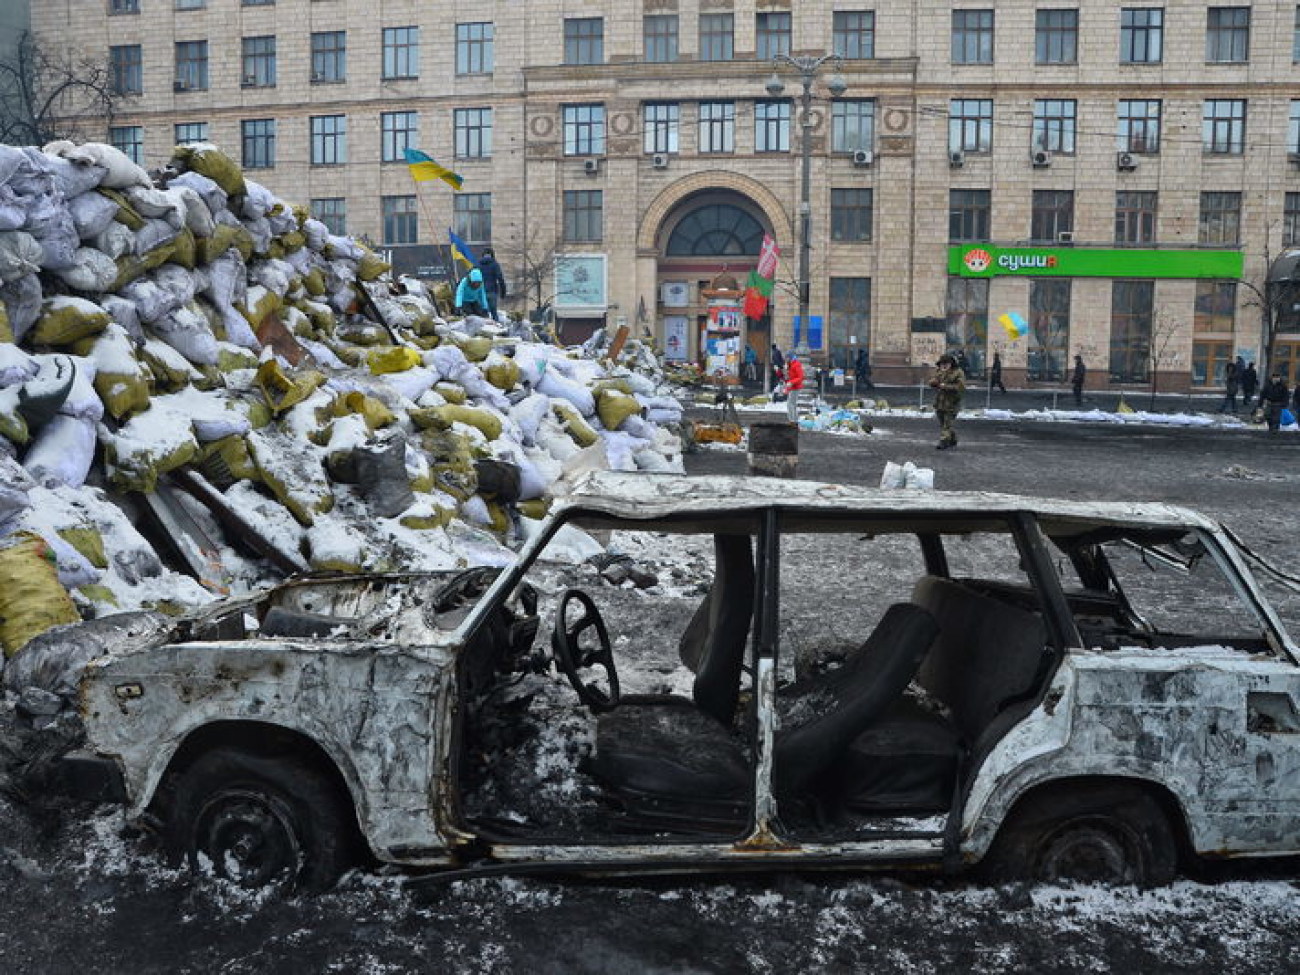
[929,353,966,450]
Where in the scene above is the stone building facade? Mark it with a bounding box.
[31,0,1300,389]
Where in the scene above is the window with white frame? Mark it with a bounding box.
[241,35,276,87]
[109,125,143,164]
[381,196,418,245]
[454,107,493,159]
[1206,7,1249,63]
[311,31,345,83]
[952,10,994,64]
[1118,99,1161,153]
[755,101,790,153]
[564,190,603,242]
[1120,8,1163,63]
[832,99,875,152]
[1033,99,1076,153]
[643,103,679,154]
[174,122,208,144]
[241,119,276,169]
[310,198,346,236]
[453,193,492,244]
[456,22,493,75]
[644,15,679,62]
[564,18,603,65]
[382,26,419,80]
[700,13,734,62]
[381,111,417,163]
[698,101,735,153]
[310,115,347,165]
[562,105,605,156]
[833,11,875,59]
[949,99,993,152]
[1202,99,1246,154]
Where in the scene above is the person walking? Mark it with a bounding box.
[743,343,758,383]
[1260,370,1290,432]
[475,247,508,320]
[855,348,874,391]
[1241,361,1259,407]
[990,352,1007,393]
[1218,358,1240,413]
[1071,355,1087,406]
[454,268,490,317]
[952,349,969,376]
[770,344,785,388]
[784,352,805,423]
[929,353,966,449]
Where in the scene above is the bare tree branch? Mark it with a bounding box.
[0,32,120,146]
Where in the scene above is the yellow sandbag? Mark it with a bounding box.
[552,401,599,447]
[336,391,396,430]
[302,268,326,297]
[452,335,492,362]
[112,241,176,290]
[325,342,364,367]
[434,382,467,405]
[367,346,422,375]
[172,144,246,196]
[420,430,479,502]
[94,371,151,420]
[0,299,12,344]
[408,310,439,337]
[31,298,110,345]
[595,378,633,395]
[238,289,283,330]
[105,423,199,494]
[356,252,391,281]
[194,222,252,265]
[279,230,306,253]
[197,435,260,485]
[139,344,196,392]
[483,500,510,534]
[484,359,520,390]
[596,388,642,431]
[0,533,81,656]
[57,527,108,569]
[168,226,197,269]
[294,299,335,333]
[248,435,334,526]
[255,359,324,414]
[399,504,454,531]
[410,404,502,441]
[217,345,260,372]
[77,584,119,609]
[519,498,551,520]
[98,187,142,230]
[0,407,29,446]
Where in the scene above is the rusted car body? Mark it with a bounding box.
[56,473,1300,887]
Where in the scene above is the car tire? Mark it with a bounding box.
[168,747,356,892]
[982,783,1178,887]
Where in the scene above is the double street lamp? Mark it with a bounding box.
[764,54,847,358]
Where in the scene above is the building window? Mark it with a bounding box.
[831,189,873,241]
[1033,99,1076,153]
[1110,280,1154,383]
[174,122,208,144]
[1206,7,1250,63]
[1290,100,1300,154]
[562,105,605,156]
[563,190,603,242]
[1120,8,1163,63]
[174,40,208,92]
[454,107,492,159]
[110,45,142,95]
[699,13,734,62]
[949,99,993,152]
[242,0,274,5]
[1194,281,1237,334]
[1115,190,1157,244]
[453,192,492,244]
[946,277,989,375]
[108,125,143,164]
[952,10,994,64]
[310,115,347,165]
[1285,191,1300,246]
[644,15,679,63]
[666,204,764,256]
[241,119,276,169]
[1035,8,1078,64]
[755,101,790,153]
[381,196,418,245]
[949,189,991,241]
[382,26,419,80]
[833,11,875,60]
[643,103,679,154]
[1118,99,1161,153]
[832,99,876,153]
[109,0,140,15]
[756,12,791,61]
[1203,99,1246,154]
[828,277,871,369]
[564,18,603,66]
[1028,279,1071,381]
[1192,341,1234,386]
[311,31,345,83]
[241,36,276,88]
[1200,191,1241,245]
[381,111,418,163]
[698,101,735,153]
[1031,190,1074,243]
[1272,341,1300,385]
[1295,6,1300,63]
[456,22,493,75]
[175,0,205,9]
[311,198,346,236]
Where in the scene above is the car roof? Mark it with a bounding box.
[556,472,1218,536]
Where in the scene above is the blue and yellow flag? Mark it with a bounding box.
[448,228,477,269]
[403,148,464,190]
[997,311,1029,339]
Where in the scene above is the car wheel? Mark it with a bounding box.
[983,783,1178,887]
[169,748,356,892]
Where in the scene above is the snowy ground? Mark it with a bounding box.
[3,412,1300,973]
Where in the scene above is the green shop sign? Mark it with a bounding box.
[948,245,1243,279]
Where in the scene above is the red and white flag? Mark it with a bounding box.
[756,234,779,280]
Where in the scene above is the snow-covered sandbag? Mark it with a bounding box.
[3,610,169,698]
[326,234,363,261]
[85,324,148,419]
[0,184,26,231]
[101,405,199,493]
[601,430,645,472]
[26,208,79,269]
[36,147,106,198]
[297,337,347,369]
[0,273,41,342]
[508,392,551,446]
[39,532,101,588]
[0,456,33,530]
[52,247,118,291]
[267,207,296,237]
[167,184,215,237]
[251,258,292,297]
[67,190,120,240]
[538,369,596,417]
[536,416,581,463]
[551,443,611,497]
[459,495,493,527]
[634,447,676,473]
[101,294,143,343]
[151,302,219,365]
[244,215,272,254]
[218,305,259,350]
[91,220,134,259]
[133,215,181,255]
[0,343,37,388]
[125,185,185,225]
[121,275,183,324]
[155,387,252,442]
[302,217,329,251]
[52,141,150,190]
[619,414,656,440]
[0,230,43,283]
[382,365,438,403]
[23,414,97,488]
[168,170,227,218]
[241,180,277,220]
[31,296,109,346]
[22,354,102,424]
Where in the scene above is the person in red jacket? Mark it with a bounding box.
[785,353,805,422]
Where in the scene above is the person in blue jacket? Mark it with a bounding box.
[454,268,490,317]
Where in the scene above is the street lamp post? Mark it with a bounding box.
[765,54,846,359]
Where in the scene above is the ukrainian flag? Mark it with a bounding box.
[448,228,477,269]
[403,148,464,190]
[997,311,1029,339]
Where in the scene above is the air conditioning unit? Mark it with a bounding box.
[583,157,600,175]
[1057,231,1075,245]
[173,80,189,92]
[851,148,874,167]
[948,149,965,168]
[311,72,324,82]
[1031,149,1052,168]
[242,75,258,86]
[1117,151,1138,171]
[651,152,669,169]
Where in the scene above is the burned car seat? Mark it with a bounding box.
[592,603,938,826]
[836,576,1050,813]
[674,534,755,725]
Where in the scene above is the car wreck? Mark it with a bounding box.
[5,471,1299,891]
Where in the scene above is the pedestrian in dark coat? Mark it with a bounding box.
[771,344,785,386]
[929,353,966,449]
[1261,371,1290,432]
[854,348,874,390]
[475,247,508,320]
[1241,361,1259,405]
[1219,359,1240,413]
[1071,355,1087,406]
[990,352,1007,393]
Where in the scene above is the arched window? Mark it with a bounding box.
[665,204,765,256]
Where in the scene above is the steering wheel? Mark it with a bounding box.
[551,589,620,713]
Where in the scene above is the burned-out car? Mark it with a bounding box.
[22,472,1300,889]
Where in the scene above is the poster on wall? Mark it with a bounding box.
[554,254,607,317]
[708,304,743,331]
[791,315,824,352]
[663,315,689,361]
[661,281,690,307]
[705,301,743,381]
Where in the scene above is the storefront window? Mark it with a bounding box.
[1110,280,1154,383]
[828,277,871,370]
[945,277,988,376]
[1028,279,1070,381]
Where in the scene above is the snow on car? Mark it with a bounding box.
[10,471,1300,891]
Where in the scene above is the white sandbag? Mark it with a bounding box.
[167,185,215,237]
[243,215,272,254]
[904,465,935,491]
[26,209,79,270]
[326,234,364,261]
[101,294,143,343]
[125,185,185,225]
[282,246,314,276]
[121,275,183,324]
[0,343,38,388]
[133,216,180,255]
[645,407,682,425]
[150,303,219,366]
[203,251,248,308]
[0,231,43,283]
[508,392,551,445]
[536,416,580,463]
[425,343,470,381]
[67,190,120,240]
[0,184,25,231]
[40,531,102,588]
[153,265,198,308]
[91,220,134,259]
[0,145,25,187]
[619,414,655,440]
[538,370,596,417]
[21,353,100,422]
[35,148,106,198]
[267,207,296,237]
[634,448,675,473]
[53,141,150,190]
[296,338,347,370]
[601,430,645,472]
[617,371,657,396]
[382,365,438,403]
[155,387,252,442]
[220,305,260,350]
[0,274,41,342]
[53,247,118,291]
[251,259,292,297]
[241,180,277,220]
[880,461,906,490]
[0,456,33,530]
[168,171,227,217]
[23,414,97,488]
